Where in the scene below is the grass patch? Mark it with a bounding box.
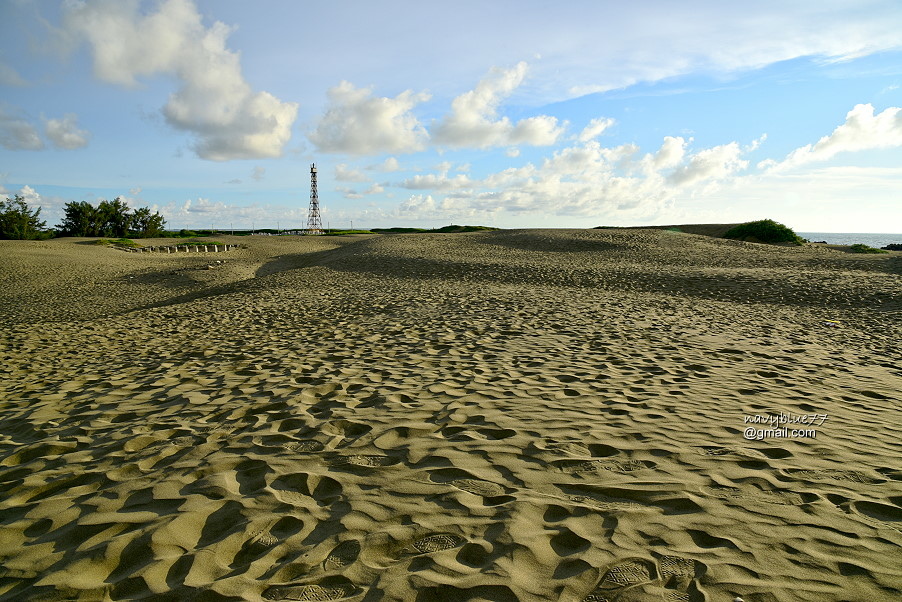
[848,243,888,254]
[723,219,805,245]
[95,238,141,248]
[174,240,226,246]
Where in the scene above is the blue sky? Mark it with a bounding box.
[2,0,901,232]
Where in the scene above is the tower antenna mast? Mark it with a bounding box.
[307,163,323,235]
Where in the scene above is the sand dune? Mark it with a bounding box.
[0,229,900,601]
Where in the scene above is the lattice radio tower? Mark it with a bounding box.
[307,163,323,235]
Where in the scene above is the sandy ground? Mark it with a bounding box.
[0,229,900,602]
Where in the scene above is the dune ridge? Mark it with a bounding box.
[1,229,900,601]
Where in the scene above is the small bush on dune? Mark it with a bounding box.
[848,244,888,254]
[723,219,805,245]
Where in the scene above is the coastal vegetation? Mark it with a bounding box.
[723,219,805,245]
[57,198,166,238]
[0,194,50,240]
[93,237,142,249]
[848,243,889,254]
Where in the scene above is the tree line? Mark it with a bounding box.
[0,195,166,240]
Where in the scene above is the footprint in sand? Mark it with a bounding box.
[553,459,655,475]
[262,576,359,601]
[408,533,466,555]
[324,540,361,570]
[270,472,343,507]
[450,478,506,497]
[331,454,397,468]
[282,440,326,453]
[704,484,806,506]
[583,554,706,602]
[782,468,884,484]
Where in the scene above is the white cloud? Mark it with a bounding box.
[432,62,565,149]
[308,81,430,155]
[393,134,759,220]
[652,136,687,169]
[764,104,902,171]
[506,147,520,157]
[335,163,369,182]
[63,0,298,160]
[251,166,266,181]
[17,185,42,207]
[372,157,402,172]
[578,117,615,142]
[399,173,473,190]
[336,186,363,200]
[45,113,90,149]
[0,108,43,150]
[669,142,748,186]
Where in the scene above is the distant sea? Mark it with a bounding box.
[797,232,902,249]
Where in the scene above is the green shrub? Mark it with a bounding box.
[723,219,804,245]
[848,243,888,254]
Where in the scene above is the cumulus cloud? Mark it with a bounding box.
[335,163,369,182]
[251,166,266,181]
[63,0,298,160]
[578,117,615,142]
[652,136,687,169]
[668,142,747,186]
[393,133,758,220]
[181,197,227,214]
[763,104,902,171]
[45,113,90,149]
[432,62,565,149]
[309,81,430,155]
[372,157,402,172]
[399,173,473,190]
[0,108,43,150]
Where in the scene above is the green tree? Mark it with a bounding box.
[58,198,166,238]
[57,200,100,236]
[0,195,47,239]
[130,206,166,237]
[96,197,133,237]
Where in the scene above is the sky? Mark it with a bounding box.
[1,0,901,233]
